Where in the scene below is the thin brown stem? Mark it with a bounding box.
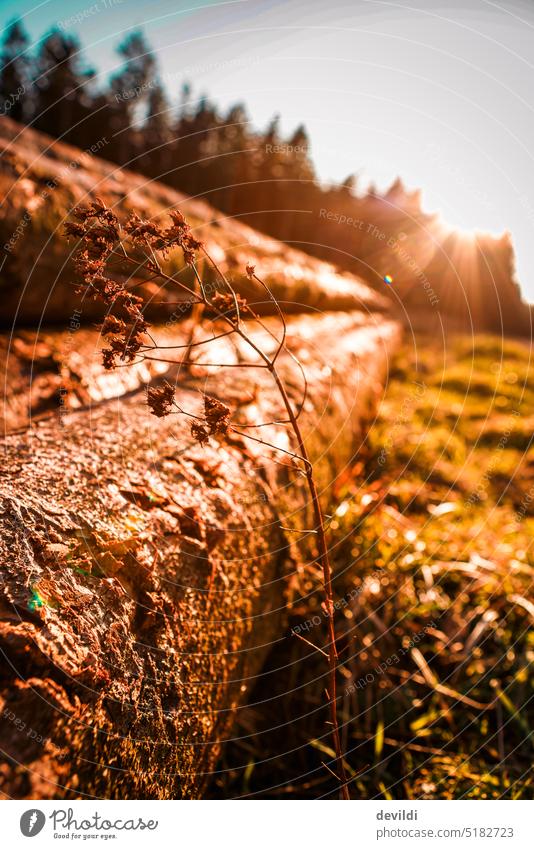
[110,248,203,303]
[268,363,350,799]
[75,215,350,799]
[139,328,236,350]
[198,249,350,798]
[141,355,267,368]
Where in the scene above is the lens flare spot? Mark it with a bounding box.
[28,585,46,611]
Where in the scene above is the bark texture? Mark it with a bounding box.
[0,327,170,435]
[0,311,400,799]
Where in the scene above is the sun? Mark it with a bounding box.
[434,213,477,243]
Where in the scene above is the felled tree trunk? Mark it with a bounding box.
[0,326,171,435]
[0,312,400,799]
[0,117,387,327]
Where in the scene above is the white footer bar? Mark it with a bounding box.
[3,799,533,848]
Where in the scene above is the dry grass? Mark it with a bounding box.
[208,334,534,799]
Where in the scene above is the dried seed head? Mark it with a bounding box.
[190,395,231,446]
[164,209,203,265]
[101,315,126,336]
[191,421,210,446]
[147,382,175,417]
[211,291,249,320]
[64,222,86,239]
[204,395,230,437]
[102,348,117,370]
[124,212,165,249]
[68,200,120,287]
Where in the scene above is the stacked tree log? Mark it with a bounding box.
[0,120,401,798]
[0,117,385,326]
[0,313,400,799]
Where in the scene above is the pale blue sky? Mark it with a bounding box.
[3,0,534,301]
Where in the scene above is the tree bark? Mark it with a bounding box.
[0,311,400,799]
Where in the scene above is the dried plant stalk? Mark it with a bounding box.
[65,201,351,798]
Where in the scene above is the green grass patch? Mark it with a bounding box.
[209,335,534,799]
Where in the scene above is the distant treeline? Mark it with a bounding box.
[0,20,530,333]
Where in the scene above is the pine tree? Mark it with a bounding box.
[33,29,96,146]
[140,81,174,179]
[287,124,314,181]
[108,31,156,165]
[213,103,251,213]
[0,19,32,123]
[339,174,357,196]
[173,94,221,198]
